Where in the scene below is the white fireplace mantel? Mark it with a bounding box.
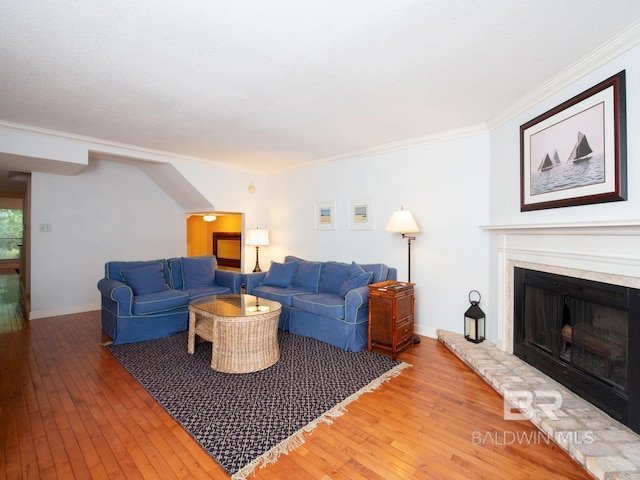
[481,220,640,353]
[480,219,640,236]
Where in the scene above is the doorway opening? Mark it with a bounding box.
[186,212,243,272]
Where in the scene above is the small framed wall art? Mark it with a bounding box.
[348,196,374,230]
[315,200,336,230]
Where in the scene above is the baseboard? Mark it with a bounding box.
[29,303,101,320]
[414,325,438,340]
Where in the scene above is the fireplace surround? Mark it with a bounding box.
[513,267,640,433]
[484,221,640,426]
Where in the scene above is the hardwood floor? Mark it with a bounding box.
[0,271,591,479]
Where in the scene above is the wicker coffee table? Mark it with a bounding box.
[187,294,282,373]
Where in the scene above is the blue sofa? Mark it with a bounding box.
[244,255,396,352]
[97,255,243,345]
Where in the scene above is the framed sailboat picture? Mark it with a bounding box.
[520,70,627,211]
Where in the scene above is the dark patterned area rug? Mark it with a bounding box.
[107,330,410,479]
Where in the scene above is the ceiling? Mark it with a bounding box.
[1,1,640,177]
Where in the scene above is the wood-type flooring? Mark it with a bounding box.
[0,271,590,479]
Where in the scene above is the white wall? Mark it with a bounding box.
[162,158,271,272]
[22,131,492,337]
[487,43,640,341]
[171,159,270,238]
[27,154,274,319]
[30,160,186,318]
[0,127,88,166]
[266,133,491,339]
[490,45,640,226]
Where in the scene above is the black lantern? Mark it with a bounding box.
[464,290,485,343]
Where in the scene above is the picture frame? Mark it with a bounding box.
[348,197,374,230]
[520,70,627,211]
[212,232,241,269]
[315,200,336,230]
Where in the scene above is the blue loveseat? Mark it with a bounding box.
[244,256,396,352]
[97,255,242,345]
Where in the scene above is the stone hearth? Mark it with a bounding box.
[438,330,640,480]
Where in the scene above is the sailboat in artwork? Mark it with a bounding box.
[537,152,554,171]
[537,148,561,172]
[566,131,593,163]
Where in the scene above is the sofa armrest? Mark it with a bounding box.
[344,285,370,324]
[387,267,398,281]
[97,278,134,313]
[215,270,243,293]
[244,271,268,294]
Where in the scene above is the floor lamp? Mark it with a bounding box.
[385,206,421,343]
[245,227,269,272]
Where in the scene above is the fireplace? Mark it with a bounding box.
[513,267,640,433]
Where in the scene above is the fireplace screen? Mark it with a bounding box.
[523,285,628,391]
[515,267,639,433]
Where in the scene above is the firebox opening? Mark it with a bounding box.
[514,267,640,434]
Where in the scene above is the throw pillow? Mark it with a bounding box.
[319,262,351,295]
[292,260,323,292]
[263,261,298,288]
[182,256,217,289]
[121,263,170,296]
[359,263,389,283]
[339,262,373,297]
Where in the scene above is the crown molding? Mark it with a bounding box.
[0,120,256,174]
[274,123,489,175]
[487,19,640,131]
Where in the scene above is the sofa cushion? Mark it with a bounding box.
[252,285,309,306]
[131,289,190,315]
[263,261,298,288]
[319,262,351,295]
[292,260,323,292]
[291,293,346,320]
[181,256,217,289]
[339,262,373,297]
[284,255,306,263]
[167,257,184,289]
[359,263,389,284]
[120,263,171,296]
[107,259,171,284]
[185,285,230,300]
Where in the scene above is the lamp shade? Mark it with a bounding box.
[203,214,217,222]
[385,209,420,234]
[245,228,270,247]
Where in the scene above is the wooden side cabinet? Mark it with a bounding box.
[368,281,415,359]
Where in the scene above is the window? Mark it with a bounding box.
[0,209,23,260]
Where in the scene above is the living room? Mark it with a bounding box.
[2,2,640,478]
[0,4,637,337]
[6,42,640,342]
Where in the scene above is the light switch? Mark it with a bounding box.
[39,223,52,232]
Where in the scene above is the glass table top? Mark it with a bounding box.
[189,294,281,317]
